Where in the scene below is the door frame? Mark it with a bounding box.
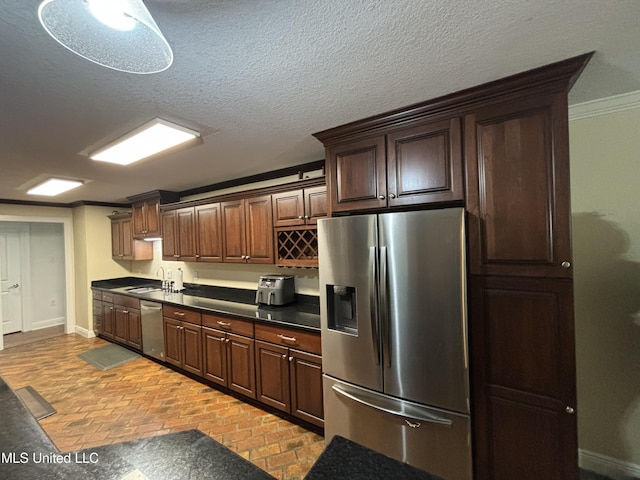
[0,215,75,351]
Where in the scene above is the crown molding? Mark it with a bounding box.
[569,90,640,120]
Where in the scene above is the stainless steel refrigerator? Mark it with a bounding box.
[318,208,472,480]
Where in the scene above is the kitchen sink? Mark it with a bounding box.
[125,286,162,294]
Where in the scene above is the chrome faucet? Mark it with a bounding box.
[156,266,166,290]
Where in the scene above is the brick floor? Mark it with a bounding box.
[0,334,325,479]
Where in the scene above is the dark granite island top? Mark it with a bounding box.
[91,276,320,331]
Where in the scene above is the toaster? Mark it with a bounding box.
[255,275,295,306]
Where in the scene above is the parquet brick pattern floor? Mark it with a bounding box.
[0,334,325,479]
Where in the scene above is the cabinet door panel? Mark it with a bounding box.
[469,276,577,480]
[304,186,327,224]
[245,195,274,264]
[161,210,178,261]
[289,349,323,427]
[203,327,227,386]
[102,304,114,338]
[221,200,246,262]
[177,207,197,262]
[227,333,256,399]
[272,190,304,227]
[255,340,289,412]
[327,136,387,213]
[121,218,134,259]
[127,309,142,350]
[182,323,202,376]
[387,118,463,207]
[164,318,182,368]
[195,203,223,262]
[145,200,161,237]
[114,308,128,344]
[465,94,572,277]
[111,221,122,258]
[132,202,146,237]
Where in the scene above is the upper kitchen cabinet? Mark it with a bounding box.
[315,117,463,214]
[222,195,274,264]
[465,94,572,278]
[161,207,197,262]
[194,203,223,262]
[128,190,180,240]
[109,213,153,261]
[272,185,327,227]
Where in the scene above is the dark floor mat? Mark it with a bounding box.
[78,343,141,371]
[14,386,56,420]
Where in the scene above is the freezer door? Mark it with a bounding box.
[318,215,382,391]
[379,208,469,414]
[323,375,472,480]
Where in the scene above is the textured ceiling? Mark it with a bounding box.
[1,0,639,204]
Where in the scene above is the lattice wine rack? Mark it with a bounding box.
[275,226,319,267]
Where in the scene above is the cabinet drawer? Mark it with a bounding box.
[113,294,140,309]
[163,305,202,325]
[255,323,321,355]
[92,289,102,300]
[102,292,114,303]
[202,313,253,337]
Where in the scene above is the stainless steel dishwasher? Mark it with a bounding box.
[140,301,164,361]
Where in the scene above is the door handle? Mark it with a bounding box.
[2,283,19,294]
[379,246,391,368]
[369,246,380,365]
[332,384,452,427]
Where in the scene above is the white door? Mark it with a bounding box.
[0,229,24,334]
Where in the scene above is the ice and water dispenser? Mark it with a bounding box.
[326,285,357,335]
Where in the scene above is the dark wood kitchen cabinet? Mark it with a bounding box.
[161,207,197,262]
[110,213,153,261]
[92,289,103,336]
[272,186,327,227]
[112,294,142,351]
[130,190,180,240]
[221,195,274,264]
[202,313,256,399]
[101,291,114,339]
[163,306,202,376]
[194,202,223,262]
[317,117,463,214]
[255,324,323,427]
[313,54,592,479]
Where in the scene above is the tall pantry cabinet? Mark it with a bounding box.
[314,54,592,480]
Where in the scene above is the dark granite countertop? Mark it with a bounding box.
[91,277,320,331]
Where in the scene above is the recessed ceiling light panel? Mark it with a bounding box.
[90,118,200,165]
[27,178,83,196]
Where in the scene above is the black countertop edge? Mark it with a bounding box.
[91,277,321,331]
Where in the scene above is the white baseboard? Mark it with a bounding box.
[74,325,95,338]
[579,449,640,479]
[31,317,66,330]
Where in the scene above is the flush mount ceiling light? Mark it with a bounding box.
[37,0,173,74]
[89,118,200,165]
[27,178,83,196]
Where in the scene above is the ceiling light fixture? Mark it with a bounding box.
[37,0,173,74]
[89,118,200,165]
[27,178,83,196]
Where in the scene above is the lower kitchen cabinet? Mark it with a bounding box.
[102,292,114,339]
[164,306,203,376]
[255,324,324,428]
[113,294,142,350]
[202,327,256,399]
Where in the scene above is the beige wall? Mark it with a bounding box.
[570,105,640,465]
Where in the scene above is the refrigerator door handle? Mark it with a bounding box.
[379,246,391,368]
[331,384,453,427]
[369,246,380,365]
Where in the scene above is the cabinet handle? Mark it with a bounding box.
[174,312,185,316]
[225,338,230,343]
[298,216,304,219]
[304,215,310,220]
[378,195,385,200]
[289,356,293,362]
[277,334,297,343]
[217,321,231,327]
[281,354,287,360]
[565,406,575,414]
[389,193,396,199]
[245,256,250,260]
[195,254,200,258]
[122,310,129,314]
[561,261,571,269]
[174,255,180,258]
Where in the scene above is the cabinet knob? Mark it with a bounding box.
[561,261,571,269]
[304,215,310,220]
[298,216,304,219]
[389,193,396,199]
[378,195,385,200]
[245,255,250,260]
[281,354,287,360]
[565,406,575,415]
[289,356,293,362]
